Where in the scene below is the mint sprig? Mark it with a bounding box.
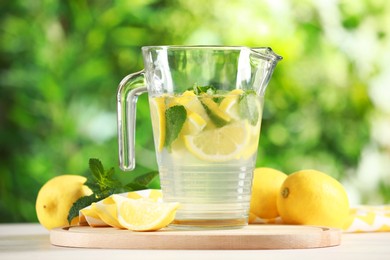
[192,84,223,103]
[239,90,260,126]
[87,158,122,195]
[67,194,98,224]
[192,84,216,95]
[67,158,159,224]
[165,105,187,149]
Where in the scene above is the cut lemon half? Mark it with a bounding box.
[149,96,166,151]
[184,121,251,162]
[112,195,180,231]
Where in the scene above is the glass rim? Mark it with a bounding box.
[141,45,283,61]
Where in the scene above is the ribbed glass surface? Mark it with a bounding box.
[160,163,254,223]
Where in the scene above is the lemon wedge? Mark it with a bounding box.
[183,112,207,135]
[112,195,180,231]
[184,120,251,162]
[174,91,210,123]
[201,96,231,125]
[149,96,166,151]
[219,89,244,120]
[90,197,124,229]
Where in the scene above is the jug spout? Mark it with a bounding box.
[250,47,283,63]
[248,47,282,96]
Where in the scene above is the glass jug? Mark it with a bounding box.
[117,46,282,229]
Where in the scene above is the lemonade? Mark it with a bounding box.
[117,46,282,228]
[149,87,263,228]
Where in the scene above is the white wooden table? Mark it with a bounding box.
[1,223,389,260]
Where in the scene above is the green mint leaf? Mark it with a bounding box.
[67,194,100,224]
[89,158,122,192]
[133,171,159,186]
[124,171,158,191]
[124,183,148,191]
[89,158,105,182]
[105,166,115,178]
[165,105,187,149]
[193,84,216,95]
[212,96,224,104]
[200,99,229,128]
[68,158,161,225]
[239,90,259,126]
[102,167,121,187]
[84,179,101,194]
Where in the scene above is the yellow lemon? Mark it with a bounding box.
[248,212,258,224]
[277,169,350,229]
[240,136,259,160]
[200,96,231,123]
[184,120,251,162]
[219,89,244,120]
[149,96,166,151]
[112,195,180,231]
[249,168,287,221]
[240,122,261,160]
[79,190,164,228]
[79,205,102,226]
[170,111,208,154]
[173,91,209,123]
[92,190,164,229]
[35,175,92,230]
[90,197,124,229]
[182,111,207,135]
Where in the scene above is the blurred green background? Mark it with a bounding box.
[1,0,389,223]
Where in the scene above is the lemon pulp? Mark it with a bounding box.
[113,195,180,231]
[184,120,251,162]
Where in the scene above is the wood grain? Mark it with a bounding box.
[50,224,341,250]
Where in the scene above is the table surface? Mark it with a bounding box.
[1,223,390,260]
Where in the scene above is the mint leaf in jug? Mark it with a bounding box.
[239,90,259,126]
[165,105,187,149]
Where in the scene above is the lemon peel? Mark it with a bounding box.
[250,168,287,220]
[35,175,92,230]
[149,96,166,151]
[277,169,350,229]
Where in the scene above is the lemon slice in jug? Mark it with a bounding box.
[149,96,166,151]
[184,121,251,162]
[219,89,244,121]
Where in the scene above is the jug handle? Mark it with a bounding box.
[117,70,147,171]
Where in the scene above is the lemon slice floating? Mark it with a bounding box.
[113,195,180,231]
[184,120,251,162]
[149,97,166,151]
[201,96,231,125]
[174,90,210,123]
[219,89,244,120]
[183,112,207,135]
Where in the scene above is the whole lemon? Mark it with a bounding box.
[249,167,287,220]
[277,169,350,229]
[35,175,92,230]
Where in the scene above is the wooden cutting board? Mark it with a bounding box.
[50,224,341,250]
